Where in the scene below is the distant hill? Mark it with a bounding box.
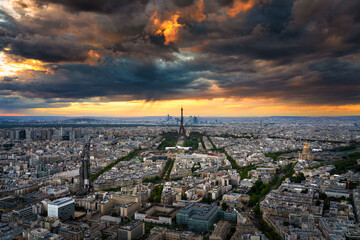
[62,118,103,123]
[268,116,360,120]
[0,116,70,121]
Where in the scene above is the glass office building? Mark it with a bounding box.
[176,203,219,233]
[48,197,75,222]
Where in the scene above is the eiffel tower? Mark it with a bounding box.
[178,106,186,139]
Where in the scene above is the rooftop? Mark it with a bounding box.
[178,202,219,220]
[119,221,142,231]
[49,197,74,207]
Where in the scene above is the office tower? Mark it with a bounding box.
[19,129,26,140]
[69,130,75,140]
[9,130,16,140]
[46,129,53,140]
[40,129,47,140]
[26,129,32,140]
[0,129,6,139]
[30,130,37,141]
[75,129,82,139]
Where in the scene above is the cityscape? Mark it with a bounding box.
[0,110,359,240]
[1,0,360,240]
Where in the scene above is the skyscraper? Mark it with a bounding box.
[75,129,82,139]
[19,129,26,140]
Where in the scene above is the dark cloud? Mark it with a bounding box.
[0,96,71,110]
[249,0,294,34]
[0,10,17,28]
[34,0,150,14]
[199,0,360,61]
[173,0,195,7]
[216,0,234,6]
[0,91,12,96]
[2,35,93,62]
[309,60,360,88]
[206,58,360,105]
[0,11,18,48]
[2,77,18,82]
[203,36,317,61]
[0,58,212,100]
[0,9,95,62]
[0,0,359,108]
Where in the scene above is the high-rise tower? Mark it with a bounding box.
[178,106,186,139]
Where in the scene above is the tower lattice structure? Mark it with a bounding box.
[178,107,186,139]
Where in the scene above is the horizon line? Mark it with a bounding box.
[1,115,360,118]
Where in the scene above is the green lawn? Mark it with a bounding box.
[157,132,178,150]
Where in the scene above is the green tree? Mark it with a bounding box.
[319,192,327,200]
[221,202,229,211]
[290,172,306,183]
[149,185,164,203]
[301,189,308,194]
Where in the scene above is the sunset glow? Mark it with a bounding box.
[24,99,360,117]
[0,52,48,76]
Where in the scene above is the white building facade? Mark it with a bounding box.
[48,197,75,221]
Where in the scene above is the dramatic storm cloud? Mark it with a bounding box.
[0,0,360,115]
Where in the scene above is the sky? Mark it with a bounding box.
[0,0,360,117]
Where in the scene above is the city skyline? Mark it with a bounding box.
[1,0,360,117]
[1,115,359,239]
[1,1,360,237]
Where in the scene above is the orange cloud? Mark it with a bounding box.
[86,50,104,66]
[150,0,206,45]
[227,0,257,18]
[153,13,184,45]
[188,40,209,52]
[0,52,50,76]
[188,0,206,22]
